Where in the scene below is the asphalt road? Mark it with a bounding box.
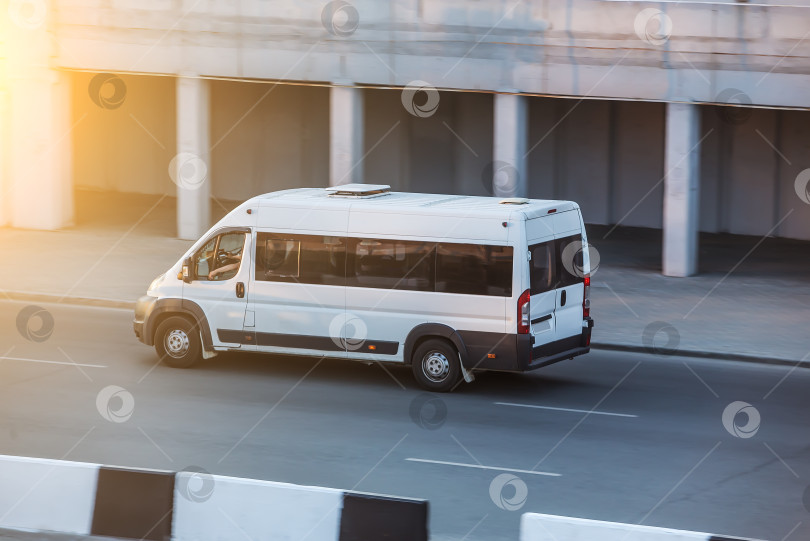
[1,300,808,541]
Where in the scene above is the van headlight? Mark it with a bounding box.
[147,273,165,295]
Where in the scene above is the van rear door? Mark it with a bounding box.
[526,216,557,349]
[552,210,587,343]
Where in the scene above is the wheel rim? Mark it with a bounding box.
[422,351,450,383]
[165,329,190,358]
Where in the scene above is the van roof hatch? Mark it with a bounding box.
[325,184,391,198]
[498,198,529,205]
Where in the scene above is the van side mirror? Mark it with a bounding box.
[181,258,192,283]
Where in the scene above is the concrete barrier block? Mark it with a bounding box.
[172,473,344,541]
[520,513,764,541]
[338,491,429,541]
[90,466,175,540]
[0,455,99,535]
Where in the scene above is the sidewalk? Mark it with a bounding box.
[587,224,810,364]
[1,190,808,365]
[0,529,125,541]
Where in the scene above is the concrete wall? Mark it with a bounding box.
[53,0,810,109]
[363,89,493,195]
[68,72,810,241]
[699,106,810,239]
[527,98,665,229]
[73,72,176,196]
[210,81,329,200]
[74,77,330,200]
[778,110,810,240]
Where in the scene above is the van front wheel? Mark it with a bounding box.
[154,316,201,369]
[411,339,462,392]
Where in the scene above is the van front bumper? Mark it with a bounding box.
[133,295,158,345]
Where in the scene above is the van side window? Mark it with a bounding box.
[255,232,514,296]
[300,235,346,286]
[256,233,301,281]
[436,243,513,297]
[529,241,554,294]
[194,232,245,281]
[347,239,434,292]
[556,234,585,287]
[194,237,218,280]
[255,233,346,285]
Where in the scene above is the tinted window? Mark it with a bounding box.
[256,233,346,285]
[256,234,301,282]
[556,234,585,287]
[300,235,346,286]
[436,243,513,297]
[255,231,515,296]
[348,238,434,291]
[529,241,554,294]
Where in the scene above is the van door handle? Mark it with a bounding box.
[560,289,567,307]
[236,282,245,298]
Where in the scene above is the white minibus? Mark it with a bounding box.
[134,184,594,392]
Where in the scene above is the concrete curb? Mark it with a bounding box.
[520,512,766,541]
[2,291,135,310]
[0,455,428,541]
[590,342,808,369]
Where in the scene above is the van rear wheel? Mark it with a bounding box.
[411,339,462,392]
[154,316,201,369]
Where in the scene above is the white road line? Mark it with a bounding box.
[495,402,638,418]
[405,458,561,477]
[0,356,107,369]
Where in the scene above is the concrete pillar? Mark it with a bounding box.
[663,102,701,277]
[4,9,73,229]
[0,86,8,227]
[329,84,363,186]
[176,76,211,240]
[493,93,528,198]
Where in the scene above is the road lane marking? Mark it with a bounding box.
[495,402,638,418]
[405,458,561,477]
[0,356,107,369]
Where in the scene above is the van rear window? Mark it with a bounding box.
[556,235,586,288]
[529,241,554,294]
[529,234,584,294]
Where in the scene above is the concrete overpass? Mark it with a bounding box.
[2,0,810,275]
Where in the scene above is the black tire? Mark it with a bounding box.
[154,316,202,369]
[411,339,462,392]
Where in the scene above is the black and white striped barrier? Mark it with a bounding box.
[0,455,428,541]
[520,513,766,541]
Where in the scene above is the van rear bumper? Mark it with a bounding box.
[526,345,590,370]
[458,321,593,372]
[515,333,591,371]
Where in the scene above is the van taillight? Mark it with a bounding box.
[518,289,531,334]
[583,275,591,318]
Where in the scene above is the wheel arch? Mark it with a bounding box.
[403,323,469,367]
[144,298,213,350]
